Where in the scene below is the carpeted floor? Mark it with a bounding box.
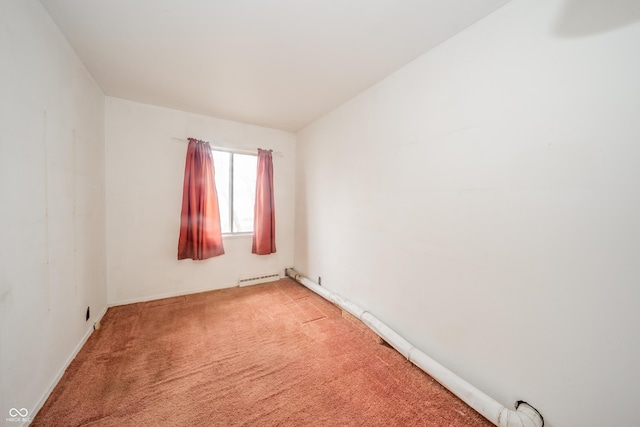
[33,279,492,426]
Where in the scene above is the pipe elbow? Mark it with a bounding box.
[498,401,544,427]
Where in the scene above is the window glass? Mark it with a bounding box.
[211,150,257,234]
[233,154,257,233]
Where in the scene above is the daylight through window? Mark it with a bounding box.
[211,150,257,234]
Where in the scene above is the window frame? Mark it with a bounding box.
[211,147,257,236]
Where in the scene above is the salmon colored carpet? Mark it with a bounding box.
[33,279,492,426]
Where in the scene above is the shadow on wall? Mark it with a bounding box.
[554,0,640,37]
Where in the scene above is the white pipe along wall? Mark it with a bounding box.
[285,268,544,427]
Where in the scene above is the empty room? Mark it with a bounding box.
[1,0,639,426]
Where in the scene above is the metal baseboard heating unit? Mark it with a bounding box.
[285,268,544,427]
[238,272,280,287]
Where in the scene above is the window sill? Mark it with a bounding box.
[222,232,253,239]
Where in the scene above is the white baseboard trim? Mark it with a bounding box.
[27,305,109,425]
[27,279,283,424]
[108,281,240,307]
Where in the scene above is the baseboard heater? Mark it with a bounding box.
[238,272,280,287]
[285,268,544,427]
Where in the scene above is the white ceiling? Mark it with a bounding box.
[40,0,510,132]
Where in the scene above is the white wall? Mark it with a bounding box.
[0,0,107,420]
[105,98,296,305]
[295,1,640,426]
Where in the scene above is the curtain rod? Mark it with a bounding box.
[172,137,283,157]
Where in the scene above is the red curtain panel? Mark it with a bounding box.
[178,138,225,260]
[252,149,276,255]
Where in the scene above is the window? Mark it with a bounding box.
[211,150,257,234]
